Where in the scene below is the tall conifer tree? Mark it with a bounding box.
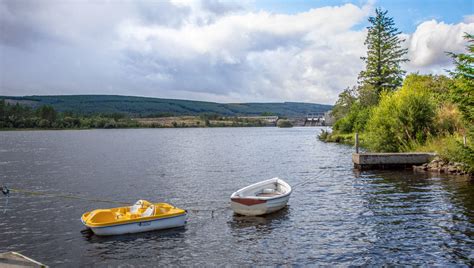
[359,8,408,98]
[448,33,474,126]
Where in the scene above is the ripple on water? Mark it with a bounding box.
[0,128,472,266]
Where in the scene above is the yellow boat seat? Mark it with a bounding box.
[141,205,155,217]
[130,199,152,214]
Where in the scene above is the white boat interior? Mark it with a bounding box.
[233,178,291,199]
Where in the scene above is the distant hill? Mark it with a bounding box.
[1,95,332,117]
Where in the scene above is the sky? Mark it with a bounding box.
[0,0,473,104]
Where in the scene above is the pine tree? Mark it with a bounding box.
[359,8,408,99]
[448,33,474,126]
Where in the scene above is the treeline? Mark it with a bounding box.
[0,101,278,129]
[320,9,473,173]
[1,95,332,117]
[0,100,139,129]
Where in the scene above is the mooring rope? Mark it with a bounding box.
[7,187,130,205]
[0,185,227,216]
[292,169,329,189]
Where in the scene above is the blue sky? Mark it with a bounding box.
[255,0,473,32]
[0,0,473,104]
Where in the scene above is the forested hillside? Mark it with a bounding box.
[1,95,331,117]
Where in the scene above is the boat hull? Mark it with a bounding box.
[231,195,290,216]
[84,214,187,236]
[230,177,292,216]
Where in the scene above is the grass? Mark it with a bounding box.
[414,134,473,174]
[318,130,369,147]
[134,116,273,128]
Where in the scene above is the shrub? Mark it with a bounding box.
[434,103,463,135]
[38,119,51,128]
[416,135,474,174]
[396,83,436,144]
[366,83,436,152]
[277,119,293,128]
[104,120,117,128]
[366,92,401,152]
[332,103,371,133]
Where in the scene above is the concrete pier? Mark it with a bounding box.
[0,252,47,267]
[353,152,436,170]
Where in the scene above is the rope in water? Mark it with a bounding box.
[292,170,329,189]
[1,170,331,215]
[7,187,130,205]
[0,186,227,216]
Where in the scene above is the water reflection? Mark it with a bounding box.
[80,226,187,243]
[229,206,290,231]
[354,170,474,266]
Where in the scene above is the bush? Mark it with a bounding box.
[366,83,436,152]
[333,103,371,133]
[366,92,401,152]
[104,120,117,128]
[38,119,51,128]
[434,103,463,135]
[277,119,293,128]
[416,135,474,174]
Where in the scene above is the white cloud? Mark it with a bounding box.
[464,14,474,23]
[404,20,474,74]
[116,3,370,103]
[0,0,472,104]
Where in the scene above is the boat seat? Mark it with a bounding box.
[262,188,276,194]
[130,200,143,214]
[256,188,281,197]
[141,205,155,217]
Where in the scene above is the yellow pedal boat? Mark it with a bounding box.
[81,200,187,236]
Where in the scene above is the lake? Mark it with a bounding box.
[0,128,473,266]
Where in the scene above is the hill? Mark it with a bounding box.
[1,95,332,117]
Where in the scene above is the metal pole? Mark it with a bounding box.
[355,132,359,154]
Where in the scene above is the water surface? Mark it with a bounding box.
[0,128,473,266]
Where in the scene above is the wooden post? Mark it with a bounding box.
[463,135,467,147]
[355,132,359,154]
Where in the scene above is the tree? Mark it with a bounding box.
[331,86,357,120]
[37,105,57,123]
[359,8,408,101]
[448,33,474,126]
[447,33,474,173]
[0,99,5,128]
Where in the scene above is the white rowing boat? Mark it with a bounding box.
[230,178,292,216]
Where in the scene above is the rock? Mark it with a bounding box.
[448,167,458,173]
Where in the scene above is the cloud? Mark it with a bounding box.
[404,20,474,74]
[116,3,370,103]
[0,0,472,104]
[464,14,474,23]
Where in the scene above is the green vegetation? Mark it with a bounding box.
[0,95,331,117]
[358,8,408,97]
[0,101,278,129]
[320,8,473,174]
[0,100,140,129]
[277,119,293,128]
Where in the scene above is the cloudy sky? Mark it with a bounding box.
[0,0,473,104]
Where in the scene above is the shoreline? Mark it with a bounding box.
[319,130,473,177]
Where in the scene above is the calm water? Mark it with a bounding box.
[0,128,473,266]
